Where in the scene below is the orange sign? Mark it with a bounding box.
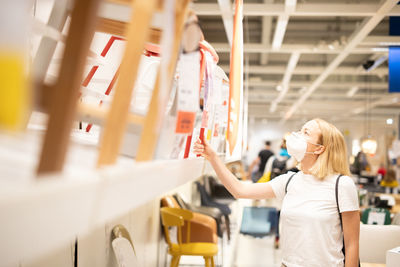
[175,111,196,134]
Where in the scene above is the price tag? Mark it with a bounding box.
[175,111,196,134]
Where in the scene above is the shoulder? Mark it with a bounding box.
[337,175,357,189]
[336,175,359,211]
[286,170,298,178]
[279,171,298,184]
[268,171,298,199]
[337,175,358,197]
[268,171,298,186]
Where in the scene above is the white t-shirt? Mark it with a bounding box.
[269,171,359,267]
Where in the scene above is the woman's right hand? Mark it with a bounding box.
[193,138,217,161]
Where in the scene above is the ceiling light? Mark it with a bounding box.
[361,138,377,155]
[387,118,393,125]
[276,84,283,91]
[328,44,334,50]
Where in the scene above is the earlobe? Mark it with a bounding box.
[317,145,325,155]
[313,145,325,155]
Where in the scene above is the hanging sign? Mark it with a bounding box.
[175,51,200,133]
[227,0,244,155]
[389,46,400,93]
[389,15,400,93]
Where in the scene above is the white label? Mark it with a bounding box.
[367,211,386,225]
[177,51,200,112]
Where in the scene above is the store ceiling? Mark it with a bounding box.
[194,0,400,124]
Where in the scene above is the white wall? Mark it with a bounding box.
[246,119,299,166]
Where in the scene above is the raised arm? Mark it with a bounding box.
[193,138,276,199]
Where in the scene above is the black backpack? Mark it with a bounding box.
[284,173,360,267]
[270,158,288,179]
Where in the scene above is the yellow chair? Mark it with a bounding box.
[160,207,218,267]
[257,171,271,183]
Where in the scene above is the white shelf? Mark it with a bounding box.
[0,130,214,266]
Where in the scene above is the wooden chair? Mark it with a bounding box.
[96,0,192,165]
[36,0,102,174]
[161,196,218,244]
[36,0,191,175]
[160,207,218,267]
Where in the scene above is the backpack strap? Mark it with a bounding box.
[284,172,297,194]
[335,174,344,227]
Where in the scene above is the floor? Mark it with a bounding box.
[177,198,283,267]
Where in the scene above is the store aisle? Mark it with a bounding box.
[178,198,282,267]
[234,234,282,267]
[231,198,282,267]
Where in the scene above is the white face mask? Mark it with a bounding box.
[286,132,321,162]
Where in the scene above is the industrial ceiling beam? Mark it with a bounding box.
[272,0,296,50]
[270,52,300,112]
[211,43,389,54]
[193,3,400,17]
[247,80,388,90]
[351,95,400,115]
[248,92,387,100]
[220,65,387,76]
[260,0,273,65]
[283,0,399,121]
[249,98,388,105]
[217,0,233,46]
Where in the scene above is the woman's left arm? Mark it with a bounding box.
[342,211,360,267]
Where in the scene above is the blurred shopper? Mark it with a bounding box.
[377,163,386,184]
[248,141,274,183]
[194,118,360,267]
[380,167,399,194]
[352,151,369,176]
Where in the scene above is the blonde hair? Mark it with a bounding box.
[309,118,351,180]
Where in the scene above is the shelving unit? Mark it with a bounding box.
[0,129,214,266]
[0,0,243,265]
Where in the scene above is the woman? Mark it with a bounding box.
[194,118,360,267]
